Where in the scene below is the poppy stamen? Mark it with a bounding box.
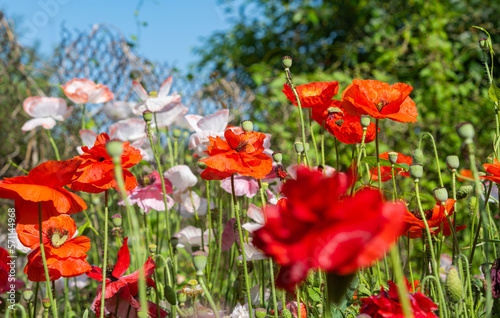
[235,141,249,152]
[47,228,69,248]
[376,99,389,112]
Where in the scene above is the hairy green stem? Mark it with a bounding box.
[46,129,60,161]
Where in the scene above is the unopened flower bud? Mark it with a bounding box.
[281,309,293,318]
[106,140,123,159]
[272,151,283,164]
[456,185,473,200]
[192,251,208,276]
[198,160,208,169]
[409,164,423,180]
[143,110,153,124]
[294,142,304,154]
[254,308,267,318]
[241,120,254,132]
[164,285,177,305]
[433,187,449,205]
[360,115,371,129]
[282,56,293,68]
[456,122,475,141]
[413,149,424,164]
[111,214,122,227]
[446,155,460,171]
[479,38,489,52]
[22,288,33,302]
[388,152,399,165]
[173,129,182,138]
[42,298,51,309]
[445,266,463,302]
[149,244,157,254]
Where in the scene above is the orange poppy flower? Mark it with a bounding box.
[0,159,87,224]
[404,199,466,239]
[342,79,418,123]
[370,151,412,182]
[69,132,142,193]
[17,215,91,281]
[481,159,500,183]
[311,100,378,144]
[283,81,339,108]
[199,129,272,180]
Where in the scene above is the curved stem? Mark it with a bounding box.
[418,132,444,187]
[46,129,60,161]
[198,276,219,318]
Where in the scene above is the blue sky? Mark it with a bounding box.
[1,0,237,72]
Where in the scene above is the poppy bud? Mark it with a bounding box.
[241,120,254,132]
[192,251,208,276]
[164,285,177,305]
[409,164,423,180]
[282,56,293,68]
[456,185,473,200]
[42,298,51,309]
[281,309,293,318]
[177,290,187,304]
[468,196,478,216]
[143,110,153,124]
[22,288,34,302]
[479,38,489,52]
[446,155,460,171]
[272,151,283,164]
[445,266,463,302]
[455,122,475,141]
[106,140,123,159]
[412,149,424,164]
[111,214,122,227]
[433,187,448,205]
[360,115,371,129]
[388,152,399,165]
[294,142,304,154]
[255,308,267,318]
[149,244,157,254]
[173,129,182,138]
[198,160,208,169]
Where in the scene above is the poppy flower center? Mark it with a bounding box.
[409,209,432,220]
[375,99,389,112]
[149,91,158,98]
[105,263,120,282]
[235,141,249,153]
[98,157,106,162]
[138,175,156,187]
[47,228,69,248]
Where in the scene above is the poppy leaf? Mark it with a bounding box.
[488,82,500,103]
[361,157,409,170]
[307,287,322,302]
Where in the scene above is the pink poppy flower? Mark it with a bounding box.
[186,109,229,154]
[62,78,114,104]
[119,171,174,213]
[154,104,189,128]
[174,226,213,251]
[102,101,135,120]
[109,119,153,161]
[21,97,73,132]
[132,76,182,114]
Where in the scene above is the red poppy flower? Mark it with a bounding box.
[0,159,87,224]
[404,199,466,239]
[253,167,407,291]
[16,215,91,281]
[0,247,25,303]
[341,79,418,123]
[370,152,412,182]
[311,100,378,144]
[69,132,142,193]
[199,129,272,180]
[359,281,438,317]
[87,237,160,317]
[283,81,339,108]
[481,159,500,183]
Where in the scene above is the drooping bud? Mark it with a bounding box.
[445,266,463,302]
[456,185,473,200]
[446,155,460,171]
[360,115,371,129]
[164,285,177,305]
[413,148,424,164]
[254,308,267,318]
[111,214,122,227]
[192,251,208,276]
[143,110,153,124]
[22,288,34,302]
[282,56,293,68]
[455,122,475,141]
[388,152,399,165]
[409,164,423,180]
[198,160,208,169]
[241,120,254,132]
[294,142,304,154]
[479,38,489,52]
[106,140,123,159]
[173,129,182,138]
[272,151,283,164]
[433,187,449,205]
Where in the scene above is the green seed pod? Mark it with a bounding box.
[433,187,449,205]
[106,140,123,159]
[42,298,51,309]
[22,288,34,302]
[241,120,254,132]
[360,115,371,129]
[164,285,177,305]
[272,152,283,164]
[173,129,182,138]
[456,185,473,200]
[177,290,187,304]
[388,152,398,165]
[445,266,463,302]
[255,308,267,318]
[412,148,424,164]
[446,155,460,171]
[294,142,304,154]
[192,251,208,276]
[282,56,293,68]
[111,214,122,227]
[455,122,475,141]
[303,142,310,153]
[143,110,153,124]
[149,244,157,254]
[409,164,423,180]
